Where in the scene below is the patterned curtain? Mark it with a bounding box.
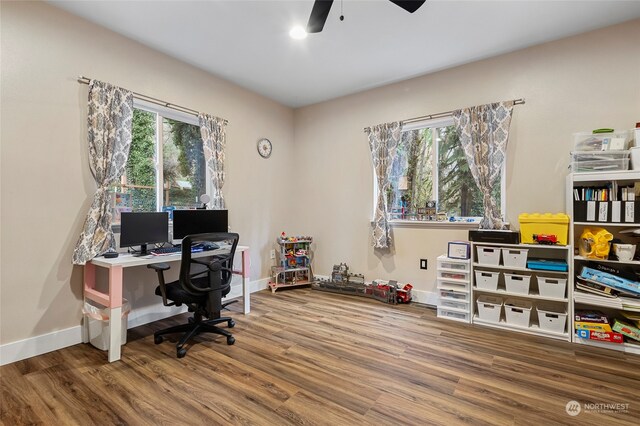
[366,122,402,249]
[452,101,514,229]
[72,80,133,265]
[198,113,227,210]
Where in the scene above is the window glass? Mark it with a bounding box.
[387,120,501,222]
[112,108,206,224]
[162,118,206,209]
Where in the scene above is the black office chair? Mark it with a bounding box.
[147,232,239,358]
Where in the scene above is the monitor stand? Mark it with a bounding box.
[132,244,149,257]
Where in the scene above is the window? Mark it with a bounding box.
[112,102,208,223]
[386,118,503,222]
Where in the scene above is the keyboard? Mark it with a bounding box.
[150,246,181,256]
[150,243,220,256]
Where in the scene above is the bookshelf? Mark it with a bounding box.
[567,170,640,354]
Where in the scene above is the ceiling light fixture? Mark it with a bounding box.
[289,26,308,40]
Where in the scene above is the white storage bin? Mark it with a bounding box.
[437,307,470,323]
[440,298,468,310]
[437,270,470,281]
[501,248,528,268]
[476,295,503,323]
[475,270,500,291]
[536,303,568,334]
[439,290,469,302]
[504,299,533,327]
[83,299,130,351]
[504,273,531,295]
[476,246,501,265]
[537,277,567,299]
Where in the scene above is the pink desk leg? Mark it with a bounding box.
[107,265,124,362]
[242,249,250,314]
[82,263,96,343]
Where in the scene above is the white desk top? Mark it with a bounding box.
[91,245,249,269]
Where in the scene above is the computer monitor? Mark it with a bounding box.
[172,209,228,240]
[119,212,169,255]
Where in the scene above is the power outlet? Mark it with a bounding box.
[420,259,428,270]
[270,249,276,259]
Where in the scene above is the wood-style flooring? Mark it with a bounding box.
[1,288,639,425]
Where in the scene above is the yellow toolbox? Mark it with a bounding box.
[518,213,569,245]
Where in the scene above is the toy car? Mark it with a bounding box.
[533,234,558,245]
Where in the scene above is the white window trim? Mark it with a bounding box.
[132,100,212,211]
[371,116,506,227]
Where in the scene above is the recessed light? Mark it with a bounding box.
[289,26,308,40]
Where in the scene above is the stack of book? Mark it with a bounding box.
[575,310,624,344]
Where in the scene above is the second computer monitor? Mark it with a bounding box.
[172,209,229,240]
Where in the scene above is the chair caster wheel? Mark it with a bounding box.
[226,336,235,345]
[154,335,163,344]
[177,348,187,358]
[228,319,235,328]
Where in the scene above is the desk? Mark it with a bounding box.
[84,245,250,362]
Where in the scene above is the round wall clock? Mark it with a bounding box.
[257,138,272,158]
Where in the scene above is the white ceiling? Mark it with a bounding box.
[49,0,640,108]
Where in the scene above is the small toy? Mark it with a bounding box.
[313,263,412,305]
[533,234,558,245]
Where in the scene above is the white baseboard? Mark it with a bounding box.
[0,278,270,366]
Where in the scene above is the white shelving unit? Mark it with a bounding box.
[436,255,471,323]
[567,170,640,354]
[470,242,572,342]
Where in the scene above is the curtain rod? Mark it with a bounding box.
[364,98,525,131]
[77,76,228,125]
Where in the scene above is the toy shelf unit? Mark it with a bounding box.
[567,170,640,354]
[436,255,471,323]
[269,236,314,293]
[470,242,572,341]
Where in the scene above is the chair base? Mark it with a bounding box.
[154,316,235,358]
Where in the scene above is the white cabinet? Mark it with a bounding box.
[567,170,640,354]
[436,255,471,323]
[470,242,572,341]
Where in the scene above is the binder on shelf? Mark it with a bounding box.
[587,201,596,221]
[624,201,635,223]
[598,202,609,222]
[611,201,621,222]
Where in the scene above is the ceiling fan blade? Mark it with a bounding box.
[306,0,334,33]
[389,0,426,13]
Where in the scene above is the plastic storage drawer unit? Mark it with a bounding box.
[475,270,500,291]
[476,295,503,323]
[504,299,533,327]
[437,307,470,323]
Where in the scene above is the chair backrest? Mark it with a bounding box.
[179,232,239,313]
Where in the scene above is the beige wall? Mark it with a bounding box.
[2,2,639,348]
[293,19,640,296]
[0,2,294,345]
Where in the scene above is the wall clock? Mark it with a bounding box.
[257,138,272,158]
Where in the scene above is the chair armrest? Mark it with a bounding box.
[147,263,170,271]
[147,263,174,307]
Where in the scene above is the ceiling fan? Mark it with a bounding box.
[306,0,426,33]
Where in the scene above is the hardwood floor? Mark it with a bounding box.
[2,288,639,425]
